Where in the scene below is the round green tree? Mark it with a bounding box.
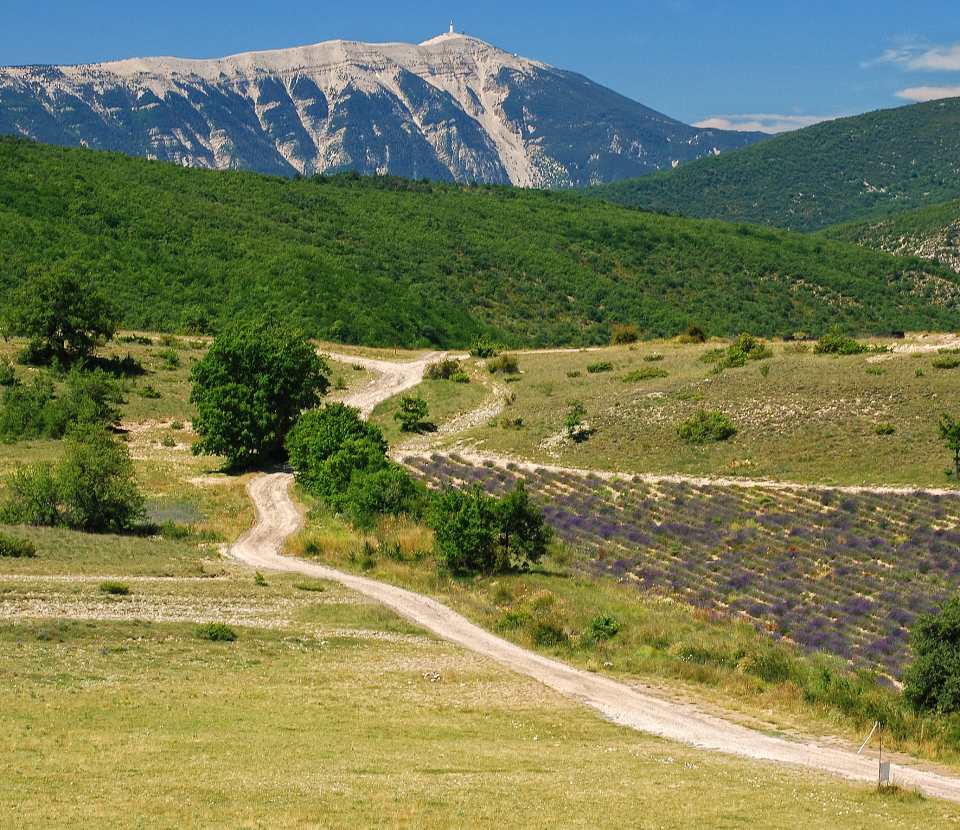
[904,596,960,714]
[190,321,329,468]
[3,266,118,366]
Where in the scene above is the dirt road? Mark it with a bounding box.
[230,472,960,802]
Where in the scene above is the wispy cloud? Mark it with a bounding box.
[872,41,960,72]
[896,85,960,102]
[693,113,839,134]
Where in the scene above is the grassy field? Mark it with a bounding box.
[435,336,960,487]
[2,570,958,828]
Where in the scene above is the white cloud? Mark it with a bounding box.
[693,113,839,134]
[874,41,960,72]
[895,85,960,102]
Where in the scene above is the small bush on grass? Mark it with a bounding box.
[294,581,326,592]
[531,621,568,647]
[644,353,665,362]
[156,348,180,370]
[566,370,581,378]
[487,354,520,375]
[678,325,708,344]
[610,323,639,345]
[0,361,16,387]
[875,423,897,436]
[623,367,668,382]
[254,571,268,587]
[866,366,886,376]
[451,371,470,383]
[196,622,237,642]
[814,331,868,355]
[394,396,432,433]
[933,356,960,370]
[469,337,500,358]
[564,400,591,442]
[0,532,36,558]
[425,358,464,380]
[703,333,772,373]
[138,384,161,399]
[677,410,737,444]
[586,361,613,374]
[333,375,347,391]
[99,581,130,596]
[589,614,622,641]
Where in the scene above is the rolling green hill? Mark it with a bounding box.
[824,199,960,274]
[593,98,960,232]
[2,136,960,347]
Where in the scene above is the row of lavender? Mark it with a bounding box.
[404,453,960,677]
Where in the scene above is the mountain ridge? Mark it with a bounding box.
[0,32,763,186]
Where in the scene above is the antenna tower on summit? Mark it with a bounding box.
[449,20,455,34]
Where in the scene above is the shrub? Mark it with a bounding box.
[333,375,347,391]
[394,396,431,433]
[428,482,551,574]
[566,370,581,378]
[875,423,897,436]
[814,331,868,355]
[904,596,960,713]
[286,403,388,498]
[677,410,737,444]
[586,361,614,374]
[643,353,665,362]
[190,320,329,468]
[623,367,668,382]
[469,337,500,358]
[170,420,184,430]
[939,414,960,480]
[139,384,161,399]
[487,354,520,375]
[425,358,463,380]
[678,325,708,344]
[589,614,622,641]
[0,532,36,558]
[156,348,180,370]
[99,581,130,596]
[2,266,118,366]
[610,323,640,345]
[1,425,145,532]
[342,464,428,530]
[196,622,237,642]
[564,400,590,442]
[0,360,16,387]
[933,356,960,370]
[531,621,568,647]
[451,371,470,384]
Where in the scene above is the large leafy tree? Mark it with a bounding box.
[3,267,118,365]
[190,321,329,468]
[904,596,960,714]
[939,414,960,480]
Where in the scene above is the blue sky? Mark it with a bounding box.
[4,1,960,132]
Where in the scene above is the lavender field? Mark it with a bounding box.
[405,453,960,677]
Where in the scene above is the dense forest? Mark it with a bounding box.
[2,137,960,347]
[593,98,960,233]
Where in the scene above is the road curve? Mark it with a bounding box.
[230,472,960,803]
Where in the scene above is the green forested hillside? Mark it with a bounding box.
[2,136,960,347]
[593,98,960,232]
[824,199,960,274]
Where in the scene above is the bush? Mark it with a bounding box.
[469,337,500,358]
[196,622,237,642]
[451,371,470,383]
[705,333,772,372]
[424,358,463,380]
[643,353,665,362]
[394,396,431,433]
[677,410,737,444]
[0,425,145,532]
[0,532,36,558]
[589,614,621,641]
[428,482,551,574]
[342,464,428,530]
[0,360,16,387]
[814,331,868,355]
[531,621,568,647]
[99,581,130,596]
[156,348,180,370]
[564,400,590,442]
[286,403,387,497]
[623,367,668,382]
[610,323,640,345]
[933,356,960,370]
[586,361,613,374]
[2,266,118,366]
[190,320,329,468]
[138,384,161,399]
[904,597,960,713]
[678,324,708,344]
[487,354,520,375]
[875,423,897,436]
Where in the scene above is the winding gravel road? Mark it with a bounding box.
[226,352,960,802]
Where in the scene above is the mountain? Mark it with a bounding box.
[592,98,960,231]
[0,32,763,187]
[824,200,960,274]
[3,137,959,347]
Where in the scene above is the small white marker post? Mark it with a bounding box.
[858,720,891,787]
